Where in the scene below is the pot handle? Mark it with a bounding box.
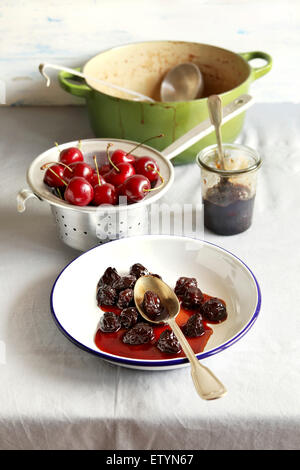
[239,51,272,80]
[17,189,40,213]
[162,94,254,161]
[58,68,92,99]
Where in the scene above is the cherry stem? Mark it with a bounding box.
[41,161,72,172]
[40,164,67,186]
[56,188,63,199]
[55,142,60,152]
[78,139,82,150]
[93,155,102,186]
[126,134,164,156]
[106,143,119,172]
[143,165,165,192]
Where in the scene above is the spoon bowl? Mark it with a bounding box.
[160,63,204,102]
[134,275,179,324]
[134,275,227,400]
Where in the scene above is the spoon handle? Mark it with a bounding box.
[39,63,155,103]
[168,318,227,400]
[161,94,253,161]
[207,95,226,169]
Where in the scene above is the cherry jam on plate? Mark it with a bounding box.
[94,265,228,360]
[95,303,215,361]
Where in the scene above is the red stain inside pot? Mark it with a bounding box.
[95,293,220,360]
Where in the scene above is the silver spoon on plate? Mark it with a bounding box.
[134,275,227,400]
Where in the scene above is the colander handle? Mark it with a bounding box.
[17,189,40,213]
[161,94,254,160]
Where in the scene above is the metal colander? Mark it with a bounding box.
[17,95,252,251]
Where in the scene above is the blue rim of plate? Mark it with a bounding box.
[50,236,262,368]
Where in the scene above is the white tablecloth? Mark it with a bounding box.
[0,103,299,450]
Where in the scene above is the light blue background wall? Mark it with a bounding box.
[0,0,298,105]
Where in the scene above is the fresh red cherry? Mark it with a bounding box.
[64,177,94,206]
[109,134,163,168]
[93,183,117,206]
[63,162,94,183]
[110,149,135,166]
[91,154,117,206]
[90,170,106,187]
[105,162,135,187]
[43,164,65,188]
[122,174,151,203]
[59,147,84,165]
[116,182,126,197]
[134,156,160,183]
[99,164,111,176]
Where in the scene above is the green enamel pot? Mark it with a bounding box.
[58,41,272,165]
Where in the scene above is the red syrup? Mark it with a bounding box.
[94,293,224,361]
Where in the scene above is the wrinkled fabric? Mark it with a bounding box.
[0,104,299,450]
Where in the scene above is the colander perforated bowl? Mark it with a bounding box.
[17,95,253,251]
[19,139,174,251]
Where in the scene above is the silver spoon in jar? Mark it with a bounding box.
[207,94,226,170]
[134,275,227,400]
[160,63,204,102]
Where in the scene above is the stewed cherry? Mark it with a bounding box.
[113,275,136,291]
[120,307,139,329]
[182,286,203,310]
[97,284,118,306]
[129,263,149,278]
[201,298,227,323]
[116,288,134,309]
[174,277,198,297]
[99,311,121,333]
[98,267,120,288]
[157,330,181,354]
[122,322,154,345]
[182,313,205,337]
[142,291,163,319]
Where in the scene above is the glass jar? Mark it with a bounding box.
[197,143,262,235]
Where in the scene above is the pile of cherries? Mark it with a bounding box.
[96,264,228,354]
[41,138,164,207]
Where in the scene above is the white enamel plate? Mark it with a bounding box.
[50,235,261,370]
